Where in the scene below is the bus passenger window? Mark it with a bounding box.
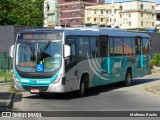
[99,35,108,57]
[123,38,133,56]
[113,38,123,56]
[132,38,136,55]
[109,38,114,56]
[142,38,149,54]
[90,37,99,58]
[78,37,90,59]
[135,37,142,54]
[70,44,76,60]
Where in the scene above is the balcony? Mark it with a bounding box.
[58,0,103,4]
[60,14,84,19]
[120,9,155,13]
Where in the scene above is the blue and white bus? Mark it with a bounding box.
[9,27,150,97]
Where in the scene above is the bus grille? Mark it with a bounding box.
[22,86,48,91]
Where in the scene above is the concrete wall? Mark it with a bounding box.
[0,25,41,52]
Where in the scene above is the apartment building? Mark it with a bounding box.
[85,1,156,31]
[85,4,119,27]
[44,0,59,27]
[58,0,104,27]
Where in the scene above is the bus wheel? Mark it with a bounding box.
[77,80,85,97]
[123,71,132,87]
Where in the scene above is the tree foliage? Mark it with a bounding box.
[0,0,44,26]
[150,53,160,66]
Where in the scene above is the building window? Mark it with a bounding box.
[152,22,154,26]
[129,14,131,17]
[101,18,103,22]
[152,6,154,10]
[120,14,122,18]
[94,18,96,22]
[141,13,143,17]
[87,17,90,21]
[120,6,123,10]
[141,5,143,9]
[101,10,103,14]
[129,22,131,26]
[141,21,143,26]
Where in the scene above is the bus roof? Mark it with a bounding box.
[19,27,149,38]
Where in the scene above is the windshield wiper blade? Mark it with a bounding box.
[41,41,51,53]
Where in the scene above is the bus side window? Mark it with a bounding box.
[78,36,90,59]
[90,37,99,58]
[65,36,77,62]
[109,37,114,56]
[142,38,149,54]
[70,44,76,60]
[135,37,141,54]
[132,38,136,55]
[113,37,123,56]
[123,38,133,56]
[99,35,108,57]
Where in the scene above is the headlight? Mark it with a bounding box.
[53,74,62,84]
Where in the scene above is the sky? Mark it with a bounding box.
[105,0,160,4]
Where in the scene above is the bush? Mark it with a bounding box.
[150,53,160,67]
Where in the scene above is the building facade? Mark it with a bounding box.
[44,0,59,27]
[85,1,156,31]
[58,0,104,27]
[85,4,119,27]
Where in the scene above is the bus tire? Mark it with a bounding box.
[77,80,85,97]
[77,76,88,97]
[123,70,132,87]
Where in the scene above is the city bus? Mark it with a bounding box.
[9,27,151,97]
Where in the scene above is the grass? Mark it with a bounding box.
[0,71,13,82]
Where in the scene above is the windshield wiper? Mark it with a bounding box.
[41,41,51,53]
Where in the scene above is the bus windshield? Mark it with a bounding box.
[15,40,62,73]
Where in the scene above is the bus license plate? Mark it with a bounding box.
[31,88,39,93]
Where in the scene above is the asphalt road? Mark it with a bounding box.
[11,74,160,119]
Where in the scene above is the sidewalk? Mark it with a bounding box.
[0,83,13,111]
[145,69,160,96]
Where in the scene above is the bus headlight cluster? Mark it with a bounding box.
[53,74,62,84]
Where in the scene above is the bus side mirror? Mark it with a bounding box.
[9,45,14,58]
[64,45,71,58]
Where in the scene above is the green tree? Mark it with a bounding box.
[0,0,44,26]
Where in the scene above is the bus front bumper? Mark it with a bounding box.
[14,80,66,93]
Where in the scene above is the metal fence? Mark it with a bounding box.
[0,52,13,83]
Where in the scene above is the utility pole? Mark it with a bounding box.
[111,0,115,28]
